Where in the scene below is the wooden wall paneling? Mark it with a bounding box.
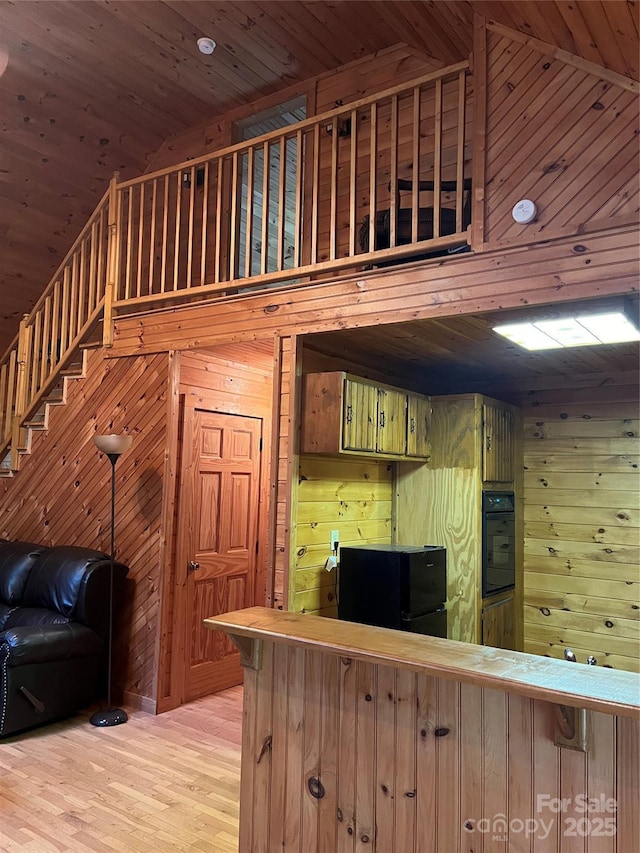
[616,715,640,849]
[337,654,357,849]
[109,224,639,358]
[231,631,640,851]
[0,346,171,708]
[415,673,438,853]
[156,350,182,711]
[396,464,481,643]
[293,455,393,616]
[153,343,274,711]
[273,335,296,609]
[355,661,378,849]
[471,12,488,248]
[301,647,322,851]
[483,22,640,249]
[522,370,640,673]
[375,665,397,852]
[318,653,340,852]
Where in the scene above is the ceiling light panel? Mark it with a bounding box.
[492,311,640,351]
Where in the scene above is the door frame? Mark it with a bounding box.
[155,347,274,713]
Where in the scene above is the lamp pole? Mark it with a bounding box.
[90,433,132,728]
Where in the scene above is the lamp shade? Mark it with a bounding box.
[93,434,133,456]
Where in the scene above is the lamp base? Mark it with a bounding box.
[90,707,128,727]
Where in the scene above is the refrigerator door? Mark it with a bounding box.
[402,608,447,638]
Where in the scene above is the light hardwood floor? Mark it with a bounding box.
[0,687,243,853]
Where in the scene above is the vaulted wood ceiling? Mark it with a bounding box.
[0,1,638,354]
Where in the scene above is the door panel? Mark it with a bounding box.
[179,408,262,701]
[377,388,407,455]
[343,378,377,452]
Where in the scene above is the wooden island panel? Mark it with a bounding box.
[207,608,639,853]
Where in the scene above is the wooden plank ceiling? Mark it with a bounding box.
[303,296,640,396]
[0,1,638,354]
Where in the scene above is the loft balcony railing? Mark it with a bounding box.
[0,61,472,468]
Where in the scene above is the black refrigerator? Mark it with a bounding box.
[338,544,447,638]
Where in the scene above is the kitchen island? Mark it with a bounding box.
[205,607,639,852]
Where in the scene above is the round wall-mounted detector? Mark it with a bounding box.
[512,198,537,224]
[197,37,217,55]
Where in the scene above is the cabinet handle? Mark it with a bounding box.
[379,411,386,428]
[410,417,416,434]
[188,561,200,571]
[486,434,493,451]
[346,405,353,424]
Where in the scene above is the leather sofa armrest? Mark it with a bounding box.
[0,623,102,666]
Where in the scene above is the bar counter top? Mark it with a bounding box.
[206,606,640,720]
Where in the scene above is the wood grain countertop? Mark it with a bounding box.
[205,607,640,720]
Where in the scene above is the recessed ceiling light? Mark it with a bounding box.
[493,311,640,351]
[197,37,217,55]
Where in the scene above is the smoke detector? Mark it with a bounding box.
[197,37,217,55]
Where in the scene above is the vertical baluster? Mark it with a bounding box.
[456,70,467,234]
[173,171,181,291]
[124,187,134,300]
[88,219,98,316]
[5,351,17,445]
[433,78,443,238]
[186,168,195,288]
[214,159,224,283]
[136,182,145,298]
[78,238,87,330]
[389,95,399,248]
[293,129,303,268]
[40,295,52,389]
[260,141,269,276]
[311,124,320,265]
[348,109,357,256]
[412,87,420,243]
[50,280,61,369]
[30,312,42,399]
[69,252,79,343]
[200,161,209,286]
[96,207,106,302]
[12,317,30,466]
[244,148,254,279]
[368,104,377,257]
[60,267,70,355]
[229,151,239,281]
[160,176,169,294]
[330,117,338,261]
[277,136,286,272]
[149,178,157,293]
[0,361,7,441]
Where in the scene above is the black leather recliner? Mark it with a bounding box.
[0,540,128,738]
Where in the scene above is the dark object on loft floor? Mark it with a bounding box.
[359,177,472,267]
[0,541,129,738]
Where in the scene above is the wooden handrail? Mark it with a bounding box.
[206,607,640,720]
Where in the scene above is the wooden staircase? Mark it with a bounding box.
[0,338,102,478]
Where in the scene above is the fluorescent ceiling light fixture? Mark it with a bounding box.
[493,311,640,350]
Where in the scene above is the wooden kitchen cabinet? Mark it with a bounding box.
[301,371,430,459]
[396,392,521,647]
[483,400,515,483]
[406,394,431,458]
[482,593,516,650]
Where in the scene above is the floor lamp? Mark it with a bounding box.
[90,433,132,728]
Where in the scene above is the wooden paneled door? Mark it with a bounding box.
[178,407,262,701]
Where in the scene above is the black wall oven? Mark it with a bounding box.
[482,491,516,597]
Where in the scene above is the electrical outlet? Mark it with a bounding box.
[330,529,340,550]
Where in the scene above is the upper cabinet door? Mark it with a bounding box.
[406,394,431,458]
[377,388,407,455]
[483,402,514,482]
[342,378,378,452]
